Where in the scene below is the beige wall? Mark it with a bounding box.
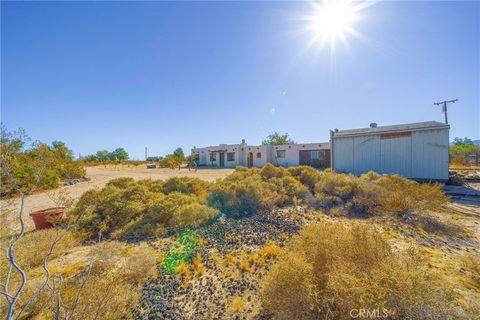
[192,141,330,168]
[272,143,331,167]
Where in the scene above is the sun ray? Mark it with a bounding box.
[299,0,374,62]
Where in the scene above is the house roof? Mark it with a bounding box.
[332,121,449,138]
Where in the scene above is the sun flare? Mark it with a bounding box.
[303,0,371,55]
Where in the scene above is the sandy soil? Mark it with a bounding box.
[1,166,233,231]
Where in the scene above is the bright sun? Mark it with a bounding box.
[304,0,370,54]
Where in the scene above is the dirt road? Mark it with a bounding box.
[1,166,234,231]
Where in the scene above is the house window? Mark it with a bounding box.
[276,150,286,158]
[210,152,216,161]
[311,150,325,160]
[256,152,262,158]
[227,152,235,161]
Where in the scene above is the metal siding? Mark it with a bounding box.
[380,135,412,177]
[333,127,448,180]
[353,135,381,175]
[411,129,449,180]
[333,137,354,173]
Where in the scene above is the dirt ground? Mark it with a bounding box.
[1,166,234,232]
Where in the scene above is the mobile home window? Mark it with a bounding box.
[210,152,216,161]
[227,152,235,161]
[256,152,262,158]
[276,150,286,158]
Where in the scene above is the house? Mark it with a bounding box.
[192,139,331,168]
[330,121,450,181]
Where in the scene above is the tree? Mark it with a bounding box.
[453,137,473,146]
[95,150,110,162]
[262,132,296,146]
[450,137,480,166]
[159,154,183,169]
[173,147,185,159]
[51,141,74,160]
[113,148,129,161]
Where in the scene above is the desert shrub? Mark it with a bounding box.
[162,177,211,200]
[1,130,85,196]
[211,167,449,218]
[262,251,316,319]
[359,170,381,182]
[15,241,157,320]
[39,169,61,190]
[313,172,380,213]
[97,184,151,236]
[287,166,322,191]
[105,177,136,189]
[137,179,165,193]
[260,163,286,180]
[208,172,284,217]
[262,222,458,320]
[278,176,310,203]
[1,229,78,271]
[462,253,480,287]
[168,201,218,229]
[57,161,85,180]
[145,192,218,230]
[89,241,158,284]
[158,154,183,169]
[72,178,217,239]
[373,174,448,214]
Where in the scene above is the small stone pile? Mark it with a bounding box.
[137,207,307,320]
[447,171,465,186]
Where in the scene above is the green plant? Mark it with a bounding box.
[163,230,197,273]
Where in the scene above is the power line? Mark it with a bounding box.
[433,99,458,124]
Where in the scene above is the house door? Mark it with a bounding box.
[247,152,253,167]
[219,152,225,167]
[299,150,311,166]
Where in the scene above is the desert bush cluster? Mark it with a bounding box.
[208,164,447,217]
[70,165,447,240]
[1,234,157,320]
[1,128,85,196]
[71,177,218,239]
[261,221,459,320]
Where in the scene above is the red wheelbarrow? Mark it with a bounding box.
[29,207,67,230]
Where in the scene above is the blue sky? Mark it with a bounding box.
[2,1,479,159]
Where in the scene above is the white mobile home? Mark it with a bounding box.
[192,140,331,168]
[330,121,450,181]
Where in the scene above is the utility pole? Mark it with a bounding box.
[433,99,458,124]
[145,147,148,161]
